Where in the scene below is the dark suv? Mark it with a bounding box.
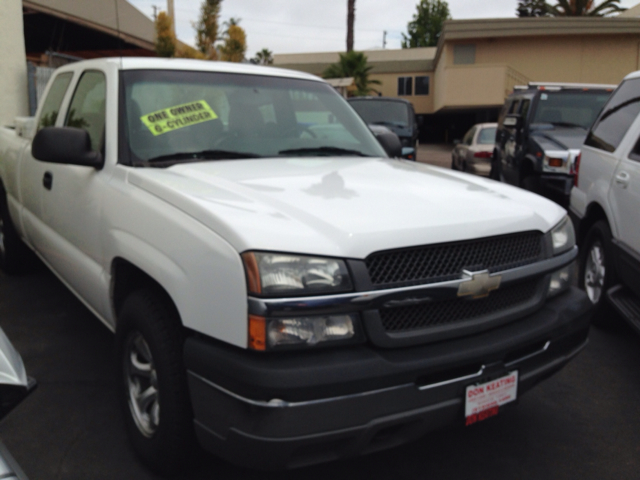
[348,97,419,159]
[492,83,614,206]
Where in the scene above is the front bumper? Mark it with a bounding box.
[184,287,591,469]
[539,174,574,206]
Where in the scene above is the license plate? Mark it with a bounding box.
[465,371,518,426]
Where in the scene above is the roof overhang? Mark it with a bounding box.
[23,0,154,51]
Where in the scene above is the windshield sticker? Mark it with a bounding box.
[540,93,548,100]
[141,100,217,136]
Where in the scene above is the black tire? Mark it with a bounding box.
[579,220,617,326]
[451,155,458,170]
[116,288,195,476]
[0,188,30,275]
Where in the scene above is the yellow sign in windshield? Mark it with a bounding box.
[140,100,217,136]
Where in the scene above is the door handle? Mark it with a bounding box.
[43,171,53,190]
[615,171,630,188]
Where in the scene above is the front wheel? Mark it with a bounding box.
[116,288,195,476]
[579,220,617,325]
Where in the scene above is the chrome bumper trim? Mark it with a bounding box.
[188,370,414,409]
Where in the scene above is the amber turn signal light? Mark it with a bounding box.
[548,157,563,167]
[248,315,266,351]
[241,252,262,295]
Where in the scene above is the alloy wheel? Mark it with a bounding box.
[124,332,160,438]
[584,241,605,304]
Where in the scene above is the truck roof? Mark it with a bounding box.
[54,57,324,83]
[513,82,617,92]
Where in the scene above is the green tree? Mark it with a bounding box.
[195,0,222,59]
[517,0,550,16]
[155,11,176,57]
[323,51,381,97]
[220,18,247,62]
[547,0,626,16]
[252,48,274,65]
[347,0,356,52]
[402,0,451,48]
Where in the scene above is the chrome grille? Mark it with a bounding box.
[366,232,543,289]
[379,278,542,332]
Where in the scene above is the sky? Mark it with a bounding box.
[128,0,640,57]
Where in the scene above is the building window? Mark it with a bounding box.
[454,44,476,65]
[398,76,412,96]
[415,76,429,95]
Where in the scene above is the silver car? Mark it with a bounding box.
[451,123,497,176]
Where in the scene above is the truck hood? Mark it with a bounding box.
[531,126,587,151]
[127,158,566,258]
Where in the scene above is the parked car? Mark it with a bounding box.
[348,97,418,160]
[451,123,497,175]
[493,82,614,206]
[0,58,592,475]
[570,71,640,334]
[0,326,37,480]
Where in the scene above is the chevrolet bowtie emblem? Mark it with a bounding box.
[457,270,502,299]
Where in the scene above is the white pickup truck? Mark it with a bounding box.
[0,58,591,474]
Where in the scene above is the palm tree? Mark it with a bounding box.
[547,0,625,16]
[347,0,355,52]
[323,51,381,96]
[253,48,274,65]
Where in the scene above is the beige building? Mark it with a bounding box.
[274,16,640,142]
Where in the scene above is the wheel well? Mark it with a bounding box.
[111,258,178,321]
[578,203,608,246]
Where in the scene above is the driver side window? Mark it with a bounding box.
[64,71,107,152]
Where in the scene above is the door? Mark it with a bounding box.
[20,71,75,248]
[37,70,109,312]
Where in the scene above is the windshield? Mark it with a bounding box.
[121,70,386,165]
[349,100,410,128]
[531,90,611,130]
[477,127,496,145]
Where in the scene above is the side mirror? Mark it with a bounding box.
[503,114,523,131]
[369,126,402,158]
[32,127,102,168]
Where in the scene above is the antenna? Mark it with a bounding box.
[114,0,123,67]
[383,30,387,49]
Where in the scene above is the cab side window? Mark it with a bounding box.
[37,72,73,130]
[64,71,107,152]
[585,78,640,153]
[463,127,476,145]
[519,99,531,120]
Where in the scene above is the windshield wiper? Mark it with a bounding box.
[278,146,371,157]
[146,149,263,164]
[372,121,405,127]
[549,122,586,129]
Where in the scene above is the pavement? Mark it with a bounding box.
[416,143,453,168]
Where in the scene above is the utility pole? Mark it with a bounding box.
[383,30,387,49]
[167,0,175,36]
[152,5,158,21]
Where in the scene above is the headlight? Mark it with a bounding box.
[548,263,574,298]
[550,216,575,255]
[248,314,360,350]
[242,252,353,297]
